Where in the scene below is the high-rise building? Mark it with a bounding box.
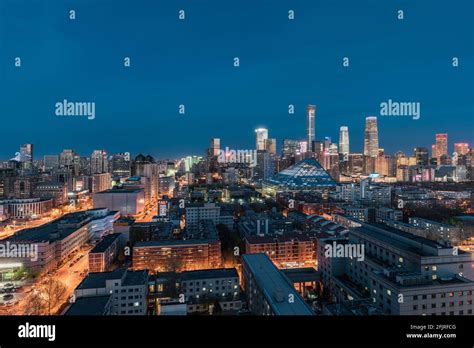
[414,147,429,166]
[348,153,364,175]
[255,150,275,180]
[282,139,300,157]
[264,138,277,155]
[111,152,131,178]
[431,144,437,160]
[209,138,220,157]
[43,155,59,171]
[454,143,469,156]
[363,116,379,158]
[255,128,268,151]
[19,144,33,170]
[59,149,76,167]
[306,105,316,150]
[90,150,109,174]
[339,126,349,156]
[435,134,448,162]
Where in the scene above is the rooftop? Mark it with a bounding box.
[64,295,111,315]
[242,253,314,315]
[76,269,148,289]
[90,233,121,253]
[180,268,238,281]
[264,158,336,190]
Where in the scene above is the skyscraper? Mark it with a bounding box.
[454,143,469,156]
[339,126,350,156]
[435,134,448,162]
[209,138,220,157]
[414,147,429,166]
[264,138,277,155]
[19,143,33,170]
[255,128,268,151]
[307,105,316,150]
[90,150,108,174]
[363,116,379,158]
[60,149,76,167]
[111,152,131,178]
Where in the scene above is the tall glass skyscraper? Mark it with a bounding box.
[19,143,33,170]
[255,128,268,151]
[307,105,316,150]
[209,138,220,156]
[364,116,379,158]
[339,126,350,156]
[435,133,448,161]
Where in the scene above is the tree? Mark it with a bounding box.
[39,277,67,315]
[25,291,46,315]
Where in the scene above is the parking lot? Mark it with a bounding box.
[0,281,28,313]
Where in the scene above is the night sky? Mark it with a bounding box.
[0,0,473,160]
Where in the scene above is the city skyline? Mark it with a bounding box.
[1,1,473,159]
[2,117,470,162]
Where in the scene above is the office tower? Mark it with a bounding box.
[255,150,274,180]
[363,116,379,158]
[347,153,364,175]
[264,138,276,155]
[339,126,350,156]
[454,143,469,156]
[209,138,220,157]
[111,152,132,178]
[414,147,429,166]
[282,139,299,157]
[307,105,316,150]
[431,144,437,160]
[299,141,308,154]
[59,149,76,167]
[19,143,33,170]
[255,128,268,151]
[90,149,109,174]
[435,133,448,162]
[43,155,59,171]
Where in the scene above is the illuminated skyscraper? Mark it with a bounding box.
[414,147,429,166]
[264,138,277,155]
[454,143,469,156]
[431,144,437,159]
[255,128,268,151]
[90,149,108,174]
[59,149,75,167]
[209,138,220,156]
[19,143,33,170]
[339,126,349,156]
[435,134,448,162]
[307,105,316,150]
[363,116,379,158]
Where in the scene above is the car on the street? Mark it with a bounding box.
[2,294,14,301]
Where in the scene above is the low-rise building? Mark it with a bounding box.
[241,253,314,315]
[133,220,222,272]
[89,233,121,272]
[74,268,149,315]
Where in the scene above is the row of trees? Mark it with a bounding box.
[25,276,67,315]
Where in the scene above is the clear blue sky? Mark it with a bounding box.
[0,0,473,160]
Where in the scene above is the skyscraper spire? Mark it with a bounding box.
[307,105,316,151]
